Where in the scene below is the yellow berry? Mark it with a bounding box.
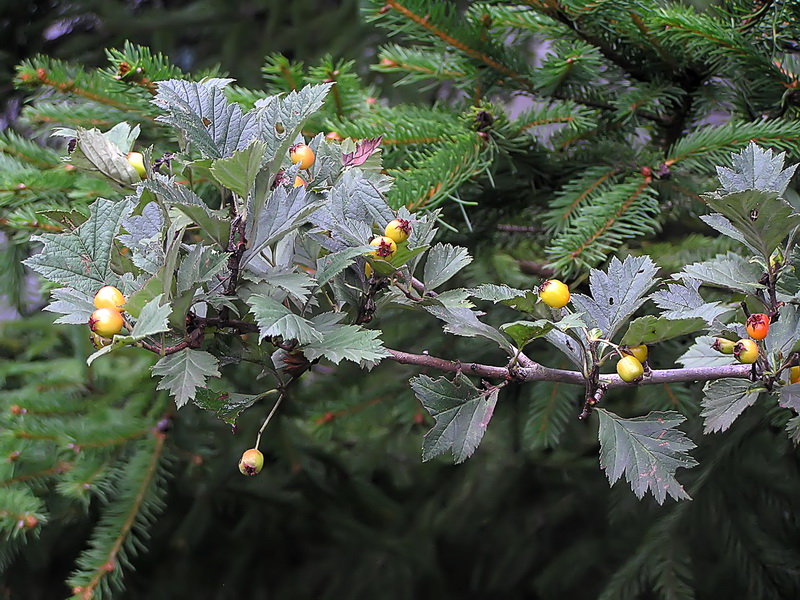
[93,285,125,311]
[617,355,644,383]
[369,236,397,260]
[623,344,648,363]
[539,279,570,309]
[384,218,411,244]
[88,308,124,338]
[238,448,264,476]
[790,366,800,384]
[734,338,758,364]
[289,143,315,170]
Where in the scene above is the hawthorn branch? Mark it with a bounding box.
[386,348,753,387]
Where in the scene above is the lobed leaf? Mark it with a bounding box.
[700,378,764,433]
[411,373,499,464]
[596,409,697,504]
[25,197,133,295]
[423,243,472,290]
[570,255,659,339]
[152,349,222,408]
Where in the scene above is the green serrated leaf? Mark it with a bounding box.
[787,415,800,445]
[423,243,472,290]
[765,304,800,359]
[699,214,760,255]
[193,388,265,426]
[177,245,228,294]
[596,409,697,504]
[243,186,325,265]
[302,322,389,365]
[130,294,171,340]
[152,349,221,408]
[571,256,659,338]
[703,189,800,260]
[255,83,332,171]
[315,245,372,289]
[779,384,800,413]
[650,277,731,323]
[620,315,707,345]
[501,319,555,349]
[469,283,531,303]
[44,287,95,325]
[143,174,230,249]
[701,378,764,433]
[677,252,764,295]
[717,142,798,196]
[209,139,267,198]
[247,294,322,345]
[24,197,133,295]
[424,305,514,353]
[410,373,498,464]
[154,78,257,159]
[124,270,169,319]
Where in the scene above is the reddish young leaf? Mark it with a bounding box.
[342,136,382,167]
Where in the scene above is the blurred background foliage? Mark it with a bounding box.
[3,1,800,599]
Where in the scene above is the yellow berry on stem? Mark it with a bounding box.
[93,285,126,311]
[539,279,570,309]
[289,143,315,169]
[369,236,397,260]
[239,448,264,476]
[88,308,124,338]
[384,218,411,244]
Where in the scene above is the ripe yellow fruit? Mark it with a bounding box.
[539,279,570,309]
[623,344,648,363]
[616,355,644,382]
[126,151,146,178]
[790,366,800,384]
[88,308,124,338]
[289,143,315,170]
[293,176,306,188]
[384,218,411,244]
[369,236,397,260]
[733,338,758,364]
[239,448,264,476]
[93,285,125,311]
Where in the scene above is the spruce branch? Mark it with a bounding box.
[69,434,169,600]
[20,65,149,117]
[379,0,535,92]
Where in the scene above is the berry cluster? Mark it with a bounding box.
[88,285,127,343]
[365,219,413,277]
[712,312,771,366]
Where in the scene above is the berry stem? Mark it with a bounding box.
[254,390,284,449]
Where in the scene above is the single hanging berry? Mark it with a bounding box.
[239,448,264,476]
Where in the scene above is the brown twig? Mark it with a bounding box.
[386,348,753,388]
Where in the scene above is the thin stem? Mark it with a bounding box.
[255,390,285,449]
